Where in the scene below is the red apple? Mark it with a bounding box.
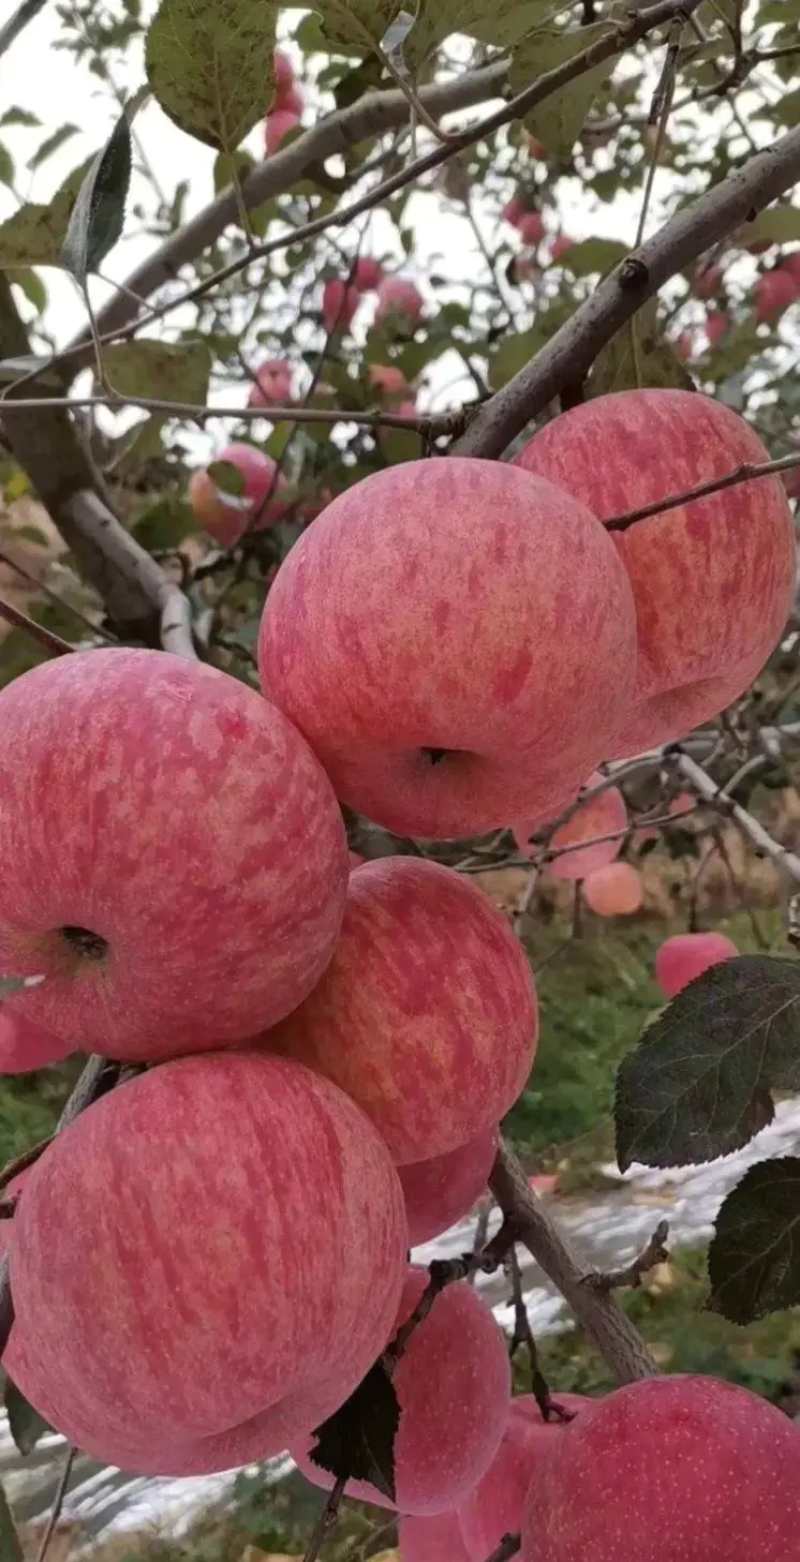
[400,1127,498,1246]
[258,458,638,838]
[4,1052,408,1475]
[375,277,424,328]
[265,108,300,155]
[516,212,545,246]
[400,1513,471,1562]
[292,1265,511,1513]
[0,1006,72,1074]
[522,1376,800,1561]
[655,931,738,997]
[353,256,384,292]
[501,197,526,227]
[705,308,730,346]
[322,278,359,334]
[369,363,407,396]
[248,358,293,408]
[189,441,289,547]
[692,260,722,299]
[396,399,418,417]
[755,267,798,322]
[514,389,795,757]
[273,49,294,93]
[275,82,304,116]
[514,771,627,882]
[673,330,693,360]
[549,234,574,262]
[459,1394,591,1560]
[583,862,643,916]
[0,650,348,1062]
[263,857,537,1164]
[784,251,800,286]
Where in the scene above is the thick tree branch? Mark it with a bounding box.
[0,279,196,653]
[489,1138,660,1383]
[671,750,800,884]
[454,123,800,458]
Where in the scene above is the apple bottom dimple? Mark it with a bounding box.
[324,744,593,839]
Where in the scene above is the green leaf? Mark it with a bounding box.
[213,149,255,196]
[0,146,14,191]
[207,459,247,501]
[708,1158,800,1324]
[102,338,212,406]
[0,109,41,129]
[8,268,48,315]
[60,103,137,283]
[28,124,80,173]
[742,205,800,247]
[4,1379,52,1456]
[0,159,93,267]
[509,23,620,158]
[560,237,628,277]
[615,956,800,1173]
[0,1478,22,1562]
[490,327,547,388]
[588,298,695,398]
[310,1359,400,1501]
[145,0,277,151]
[310,1,403,55]
[775,85,800,126]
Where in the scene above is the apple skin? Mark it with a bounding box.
[375,277,424,327]
[514,771,627,883]
[458,1393,591,1560]
[258,457,638,839]
[322,279,360,333]
[0,1006,72,1073]
[292,1265,511,1514]
[514,389,795,758]
[705,308,730,346]
[583,862,643,916]
[0,649,348,1063]
[516,212,545,245]
[755,267,798,323]
[353,257,384,291]
[400,1127,498,1246]
[262,857,537,1165]
[273,49,294,92]
[521,1376,800,1562]
[3,1052,408,1476]
[655,931,738,998]
[248,359,293,408]
[399,1512,472,1562]
[265,108,300,154]
[189,441,289,547]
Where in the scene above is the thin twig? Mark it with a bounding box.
[672,749,800,885]
[303,1474,347,1562]
[584,1219,669,1292]
[35,1446,76,1562]
[605,453,800,533]
[0,594,74,655]
[0,547,117,643]
[507,1245,554,1419]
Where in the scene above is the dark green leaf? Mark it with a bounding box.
[0,146,14,191]
[309,1359,400,1501]
[708,1158,800,1324]
[615,956,800,1173]
[333,53,383,110]
[0,1478,21,1562]
[0,159,93,269]
[490,327,547,388]
[509,24,619,157]
[4,1379,52,1456]
[560,237,628,277]
[311,1,403,56]
[588,299,696,398]
[102,338,211,406]
[208,459,247,500]
[145,0,277,151]
[0,109,41,129]
[60,106,134,283]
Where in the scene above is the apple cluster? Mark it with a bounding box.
[0,387,796,1525]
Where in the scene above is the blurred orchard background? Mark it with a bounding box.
[1,0,800,1556]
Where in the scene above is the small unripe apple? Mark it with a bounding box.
[583,862,643,916]
[655,931,738,998]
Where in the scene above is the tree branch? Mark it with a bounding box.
[454,123,800,458]
[0,279,197,653]
[489,1138,660,1383]
[584,1219,670,1292]
[670,749,800,885]
[0,594,75,655]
